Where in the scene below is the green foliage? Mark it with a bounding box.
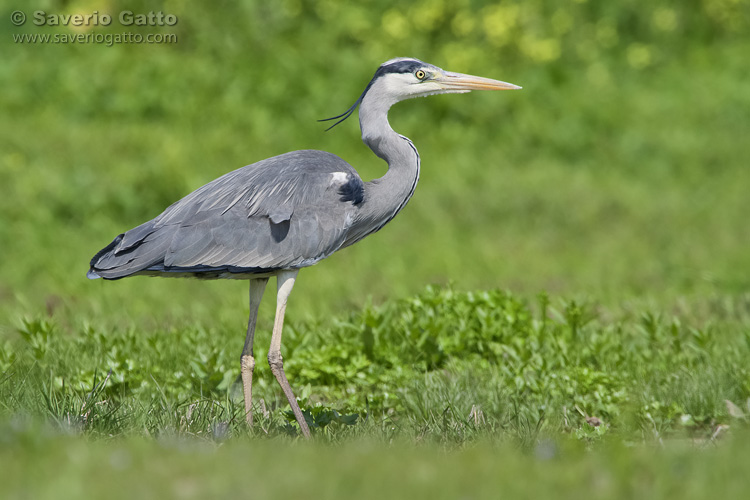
[3,286,749,443]
[17,318,53,361]
[287,406,359,435]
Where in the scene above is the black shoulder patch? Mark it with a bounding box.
[339,176,365,205]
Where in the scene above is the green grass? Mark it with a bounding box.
[2,0,750,497]
[4,286,750,442]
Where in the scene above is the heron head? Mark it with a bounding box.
[321,58,521,130]
[372,57,521,99]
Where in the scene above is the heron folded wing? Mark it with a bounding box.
[89,149,365,278]
[115,219,157,254]
[91,225,175,277]
[268,205,293,224]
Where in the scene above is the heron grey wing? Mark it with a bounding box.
[238,152,363,218]
[158,150,364,270]
[165,213,264,268]
[268,205,293,225]
[163,194,355,271]
[92,224,177,278]
[147,150,357,228]
[90,149,365,278]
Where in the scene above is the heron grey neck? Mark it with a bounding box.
[354,90,421,237]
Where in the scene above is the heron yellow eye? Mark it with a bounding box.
[415,70,426,80]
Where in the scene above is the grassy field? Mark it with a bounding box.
[4,431,750,499]
[2,0,750,497]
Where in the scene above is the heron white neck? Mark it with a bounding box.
[350,90,421,242]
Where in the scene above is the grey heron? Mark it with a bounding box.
[88,57,520,438]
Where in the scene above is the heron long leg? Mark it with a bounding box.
[240,277,268,427]
[267,269,311,438]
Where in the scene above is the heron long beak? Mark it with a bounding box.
[437,71,521,91]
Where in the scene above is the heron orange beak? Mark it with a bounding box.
[437,72,521,91]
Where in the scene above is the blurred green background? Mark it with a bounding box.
[1,0,750,495]
[2,0,748,326]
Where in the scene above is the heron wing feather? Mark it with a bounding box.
[89,150,364,279]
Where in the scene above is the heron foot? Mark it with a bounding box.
[240,354,255,427]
